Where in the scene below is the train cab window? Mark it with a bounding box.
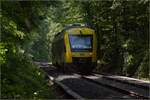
[69,35,93,52]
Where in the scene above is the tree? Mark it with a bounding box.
[1,1,55,98]
[80,0,149,78]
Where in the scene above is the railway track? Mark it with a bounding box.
[52,74,149,99]
[53,74,135,99]
[37,62,150,99]
[82,74,150,99]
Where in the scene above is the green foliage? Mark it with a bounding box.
[31,0,85,61]
[81,0,149,77]
[1,1,149,99]
[29,0,149,78]
[136,50,149,78]
[1,54,54,99]
[1,1,55,99]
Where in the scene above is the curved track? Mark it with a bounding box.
[36,62,150,99]
[82,74,150,99]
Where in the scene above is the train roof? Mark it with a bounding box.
[55,23,93,37]
[63,23,91,31]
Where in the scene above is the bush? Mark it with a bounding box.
[1,53,55,99]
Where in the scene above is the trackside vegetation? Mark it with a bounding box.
[0,0,149,99]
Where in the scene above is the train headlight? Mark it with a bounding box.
[89,52,92,55]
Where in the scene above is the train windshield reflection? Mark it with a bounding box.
[69,35,92,51]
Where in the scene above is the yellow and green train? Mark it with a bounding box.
[52,23,97,73]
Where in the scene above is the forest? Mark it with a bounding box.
[0,0,149,99]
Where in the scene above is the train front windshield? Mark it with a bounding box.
[69,35,93,52]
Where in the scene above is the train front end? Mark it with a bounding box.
[64,27,97,73]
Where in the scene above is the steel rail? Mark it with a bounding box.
[82,75,149,99]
